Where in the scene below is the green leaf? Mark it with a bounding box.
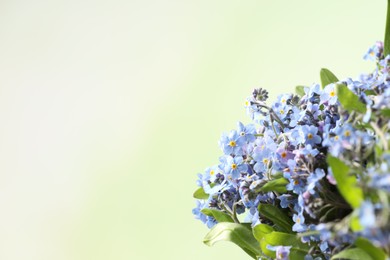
[364,89,376,96]
[258,178,289,193]
[327,156,363,208]
[264,232,310,260]
[253,224,274,242]
[331,248,373,260]
[320,68,339,89]
[381,108,390,117]
[336,84,367,114]
[272,172,284,179]
[201,208,234,223]
[385,0,390,57]
[252,224,275,258]
[350,213,363,232]
[289,248,311,260]
[193,187,209,199]
[203,223,262,259]
[295,86,306,97]
[355,237,386,260]
[375,144,384,158]
[264,232,309,249]
[253,227,310,259]
[258,204,293,233]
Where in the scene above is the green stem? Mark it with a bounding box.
[385,0,390,56]
[232,202,240,224]
[370,121,388,151]
[220,202,239,223]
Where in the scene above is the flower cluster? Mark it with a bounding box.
[193,41,390,259]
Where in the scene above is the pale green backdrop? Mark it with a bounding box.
[0,0,386,259]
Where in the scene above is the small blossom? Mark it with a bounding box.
[320,83,338,105]
[359,201,376,229]
[219,130,245,155]
[267,245,291,260]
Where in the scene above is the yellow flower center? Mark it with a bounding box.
[344,130,351,137]
[280,109,285,115]
[210,170,215,176]
[330,90,336,97]
[229,141,236,147]
[334,135,339,141]
[263,158,269,165]
[245,100,249,106]
[281,151,287,158]
[307,133,313,139]
[231,163,237,170]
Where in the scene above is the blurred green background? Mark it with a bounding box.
[0,0,386,259]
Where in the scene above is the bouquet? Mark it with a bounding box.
[192,3,390,260]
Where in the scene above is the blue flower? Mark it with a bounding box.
[252,146,273,174]
[197,166,228,196]
[192,200,207,223]
[363,41,383,61]
[272,101,291,121]
[239,175,262,208]
[286,159,300,174]
[275,142,294,165]
[192,200,217,228]
[320,83,338,105]
[305,103,321,120]
[302,125,321,146]
[290,125,321,146]
[334,123,354,142]
[364,46,378,61]
[322,123,339,147]
[286,177,306,194]
[196,173,204,187]
[277,94,292,106]
[370,172,390,192]
[278,194,295,208]
[221,155,248,181]
[289,106,302,127]
[245,207,260,226]
[245,96,267,122]
[307,168,325,195]
[203,166,219,183]
[316,223,332,241]
[358,201,376,229]
[305,84,321,99]
[267,245,291,260]
[301,224,320,243]
[292,213,307,232]
[293,144,319,159]
[319,241,329,253]
[237,121,256,143]
[290,127,305,146]
[326,167,337,185]
[219,130,245,155]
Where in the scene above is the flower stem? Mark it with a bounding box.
[385,0,390,56]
